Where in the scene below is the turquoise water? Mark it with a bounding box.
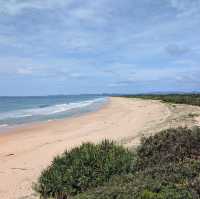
[0,95,108,128]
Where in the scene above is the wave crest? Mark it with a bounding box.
[0,97,107,120]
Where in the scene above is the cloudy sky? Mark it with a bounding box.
[0,0,200,96]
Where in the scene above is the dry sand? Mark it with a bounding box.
[0,97,200,199]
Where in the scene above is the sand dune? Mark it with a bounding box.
[0,97,200,199]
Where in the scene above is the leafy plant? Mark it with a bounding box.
[35,127,200,199]
[34,140,136,199]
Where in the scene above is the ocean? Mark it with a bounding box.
[0,95,108,130]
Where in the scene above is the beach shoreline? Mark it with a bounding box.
[0,97,200,199]
[0,97,110,140]
[0,97,109,135]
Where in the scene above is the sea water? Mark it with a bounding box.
[0,95,108,129]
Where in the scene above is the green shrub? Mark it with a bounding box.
[74,127,200,199]
[123,94,200,106]
[74,174,193,199]
[141,159,200,185]
[189,175,200,196]
[35,127,200,199]
[34,140,136,199]
[136,127,200,169]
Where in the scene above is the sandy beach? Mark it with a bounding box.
[0,97,200,199]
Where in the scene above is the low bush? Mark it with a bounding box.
[136,127,200,169]
[34,140,136,199]
[35,127,200,199]
[74,174,193,199]
[123,94,200,106]
[74,127,200,199]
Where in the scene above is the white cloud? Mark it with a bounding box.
[0,0,73,15]
[17,67,33,75]
[169,0,200,17]
[170,0,191,11]
[0,56,48,76]
[165,44,190,56]
[69,72,85,78]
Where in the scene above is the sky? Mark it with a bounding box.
[0,0,200,96]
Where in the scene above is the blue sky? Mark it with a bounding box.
[0,0,200,96]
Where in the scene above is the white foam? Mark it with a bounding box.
[16,114,33,118]
[0,97,107,120]
[0,124,8,128]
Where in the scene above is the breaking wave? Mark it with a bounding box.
[0,97,107,120]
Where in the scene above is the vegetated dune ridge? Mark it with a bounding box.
[0,97,200,199]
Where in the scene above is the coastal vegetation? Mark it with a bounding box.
[123,94,200,106]
[34,140,135,199]
[35,127,200,199]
